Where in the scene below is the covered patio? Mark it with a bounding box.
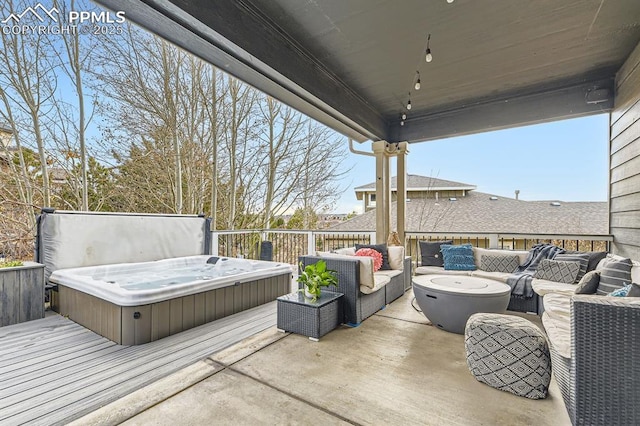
[41,0,640,424]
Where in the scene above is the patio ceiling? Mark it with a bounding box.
[97,0,640,143]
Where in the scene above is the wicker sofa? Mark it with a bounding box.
[533,254,640,425]
[299,248,411,325]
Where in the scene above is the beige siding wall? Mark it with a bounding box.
[611,41,640,260]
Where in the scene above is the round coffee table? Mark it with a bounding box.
[412,275,511,334]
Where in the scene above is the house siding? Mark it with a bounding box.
[610,41,640,260]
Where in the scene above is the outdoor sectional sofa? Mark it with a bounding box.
[417,244,640,424]
[299,245,411,325]
[532,254,640,425]
[415,247,543,313]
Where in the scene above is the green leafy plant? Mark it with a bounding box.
[297,260,338,301]
[0,260,24,268]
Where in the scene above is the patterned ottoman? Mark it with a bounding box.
[464,313,551,399]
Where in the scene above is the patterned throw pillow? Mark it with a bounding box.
[574,270,600,294]
[597,258,633,296]
[480,254,520,273]
[609,284,632,297]
[533,259,580,284]
[440,244,476,271]
[355,248,383,272]
[355,243,391,270]
[554,253,590,283]
[419,240,453,267]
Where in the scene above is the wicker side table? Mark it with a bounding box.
[277,291,343,341]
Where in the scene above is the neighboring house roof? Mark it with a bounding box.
[330,190,608,235]
[354,174,477,192]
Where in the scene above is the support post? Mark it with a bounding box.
[307,231,316,255]
[489,234,499,249]
[372,141,390,244]
[211,231,219,255]
[396,142,408,244]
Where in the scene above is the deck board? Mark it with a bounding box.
[0,301,277,426]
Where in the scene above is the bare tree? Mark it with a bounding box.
[258,96,306,228]
[0,0,57,207]
[295,122,351,228]
[50,0,97,211]
[220,76,259,229]
[94,27,185,213]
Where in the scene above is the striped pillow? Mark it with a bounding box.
[554,253,589,283]
[597,258,633,295]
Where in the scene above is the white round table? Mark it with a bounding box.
[412,275,511,334]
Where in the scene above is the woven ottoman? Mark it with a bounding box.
[464,313,551,399]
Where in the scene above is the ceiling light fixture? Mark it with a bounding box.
[447,0,454,3]
[414,71,421,90]
[402,113,407,120]
[406,96,412,110]
[425,34,433,63]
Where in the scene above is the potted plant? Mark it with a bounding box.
[297,260,338,302]
[0,260,24,268]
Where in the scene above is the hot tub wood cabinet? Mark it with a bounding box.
[50,256,292,345]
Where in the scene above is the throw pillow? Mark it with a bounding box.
[585,251,608,272]
[597,258,633,296]
[355,243,391,270]
[418,240,453,267]
[440,244,476,271]
[609,284,632,297]
[554,253,590,283]
[387,245,405,270]
[574,270,600,294]
[533,259,580,284]
[333,247,356,256]
[355,248,383,272]
[627,283,640,297]
[480,254,520,273]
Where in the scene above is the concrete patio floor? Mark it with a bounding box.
[74,291,571,425]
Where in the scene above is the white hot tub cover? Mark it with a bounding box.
[36,210,211,281]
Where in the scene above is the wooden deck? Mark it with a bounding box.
[0,302,277,426]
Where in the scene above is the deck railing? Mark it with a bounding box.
[213,230,375,265]
[405,232,612,263]
[212,229,613,265]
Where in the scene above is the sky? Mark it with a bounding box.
[333,114,610,214]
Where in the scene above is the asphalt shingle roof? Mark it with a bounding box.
[331,190,607,235]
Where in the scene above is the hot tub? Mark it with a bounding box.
[49,256,293,345]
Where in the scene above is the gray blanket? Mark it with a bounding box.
[507,244,566,298]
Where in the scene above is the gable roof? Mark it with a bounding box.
[355,175,476,192]
[331,190,608,235]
